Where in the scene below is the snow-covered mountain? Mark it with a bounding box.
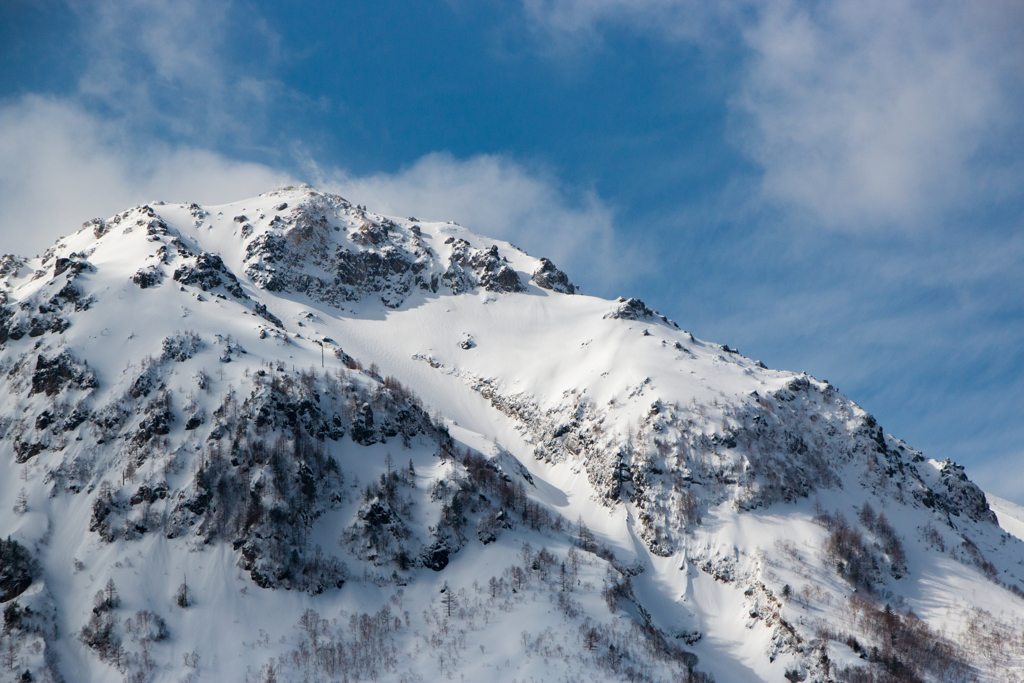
[2,185,1022,683]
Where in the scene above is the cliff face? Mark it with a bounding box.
[0,186,1019,683]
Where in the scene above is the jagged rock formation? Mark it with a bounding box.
[531,257,576,294]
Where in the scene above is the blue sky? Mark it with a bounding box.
[2,0,1022,501]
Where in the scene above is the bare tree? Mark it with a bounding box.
[440,583,458,619]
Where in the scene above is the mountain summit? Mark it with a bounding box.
[1,186,1021,682]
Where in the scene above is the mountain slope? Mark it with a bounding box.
[1,185,1022,683]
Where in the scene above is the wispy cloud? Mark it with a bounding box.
[0,96,632,296]
[735,0,1023,229]
[521,0,737,45]
[524,0,1024,231]
[67,0,284,144]
[0,96,292,256]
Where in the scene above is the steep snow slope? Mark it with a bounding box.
[1,186,1023,683]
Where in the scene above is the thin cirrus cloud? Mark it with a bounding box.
[524,0,1024,231]
[67,0,284,145]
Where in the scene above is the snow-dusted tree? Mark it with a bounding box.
[11,489,27,516]
[175,580,190,608]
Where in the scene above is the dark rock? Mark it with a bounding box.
[35,411,54,431]
[85,217,109,238]
[421,542,450,571]
[531,257,575,294]
[358,500,393,526]
[132,267,164,289]
[128,391,175,444]
[604,297,677,327]
[13,442,45,464]
[0,255,26,278]
[30,351,97,397]
[350,403,376,445]
[130,485,167,506]
[0,538,40,603]
[173,253,247,299]
[787,376,811,392]
[182,490,212,517]
[914,460,999,526]
[129,369,158,400]
[253,302,283,328]
[605,297,654,321]
[62,407,89,431]
[442,240,526,294]
[50,282,81,307]
[52,257,94,279]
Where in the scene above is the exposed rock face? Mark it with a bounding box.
[0,254,95,345]
[243,196,440,308]
[240,194,537,308]
[30,351,98,397]
[531,257,575,294]
[174,252,248,299]
[0,537,40,602]
[605,297,654,321]
[920,459,998,525]
[442,241,526,294]
[604,296,677,326]
[132,267,164,289]
[0,254,26,278]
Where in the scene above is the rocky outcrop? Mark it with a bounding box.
[442,240,526,294]
[173,252,248,299]
[30,351,98,397]
[0,537,40,602]
[531,257,575,294]
[604,297,677,326]
[918,459,998,525]
[243,197,438,309]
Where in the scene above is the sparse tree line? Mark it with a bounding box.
[248,534,715,683]
[813,593,975,683]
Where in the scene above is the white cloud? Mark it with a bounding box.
[524,0,1024,230]
[0,97,630,295]
[735,0,1021,229]
[67,0,281,142]
[0,96,292,256]
[307,151,633,292]
[521,0,731,43]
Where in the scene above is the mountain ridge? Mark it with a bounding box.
[1,185,1021,683]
